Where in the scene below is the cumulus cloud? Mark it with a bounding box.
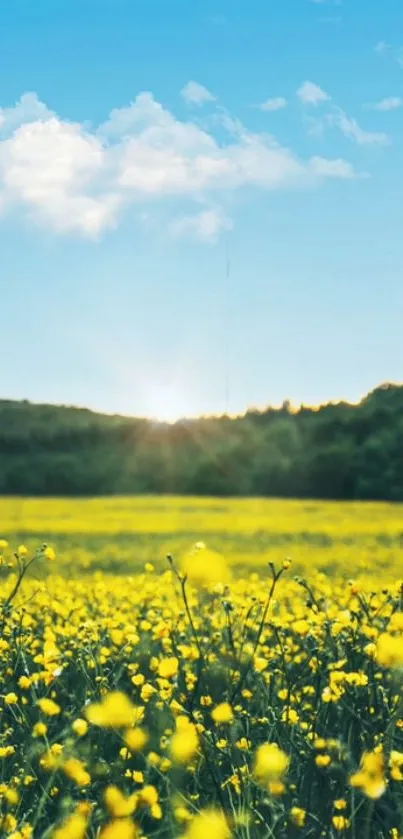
[0,92,53,135]
[309,156,358,179]
[259,97,288,112]
[181,81,216,105]
[0,90,360,239]
[368,96,402,112]
[297,81,330,106]
[330,108,389,145]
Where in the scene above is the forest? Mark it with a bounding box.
[0,382,402,499]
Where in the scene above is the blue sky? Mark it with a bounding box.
[1,0,403,420]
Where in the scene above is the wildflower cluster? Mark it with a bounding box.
[0,535,402,837]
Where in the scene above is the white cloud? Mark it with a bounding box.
[368,96,402,112]
[309,156,359,179]
[0,92,53,135]
[170,208,232,242]
[297,81,331,106]
[330,108,389,145]
[0,113,120,235]
[181,81,216,105]
[374,41,389,55]
[259,97,288,112]
[0,90,360,239]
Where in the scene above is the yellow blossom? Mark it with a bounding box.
[63,758,91,787]
[376,634,403,669]
[86,692,138,728]
[350,751,386,799]
[211,703,234,724]
[101,819,138,839]
[332,816,350,830]
[254,743,290,785]
[290,807,306,827]
[38,698,61,716]
[184,809,231,839]
[171,718,199,763]
[33,722,47,737]
[158,657,179,679]
[104,786,137,817]
[72,718,88,737]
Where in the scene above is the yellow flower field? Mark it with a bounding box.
[0,497,402,837]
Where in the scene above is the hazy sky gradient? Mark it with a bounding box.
[2,0,403,420]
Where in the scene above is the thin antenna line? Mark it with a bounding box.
[224,237,230,415]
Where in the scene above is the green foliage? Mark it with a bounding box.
[0,383,403,499]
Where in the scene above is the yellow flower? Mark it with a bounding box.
[334,799,347,810]
[140,683,156,702]
[4,693,18,705]
[316,754,331,768]
[211,703,234,724]
[390,750,403,781]
[184,809,231,839]
[390,613,403,632]
[236,737,251,750]
[332,816,350,830]
[254,743,290,785]
[63,758,91,787]
[376,634,403,669]
[181,543,230,587]
[350,751,386,799]
[175,805,193,822]
[101,819,138,839]
[44,546,56,561]
[269,781,285,796]
[0,746,15,758]
[86,692,137,728]
[0,540,8,550]
[138,785,159,807]
[53,812,87,839]
[17,545,28,557]
[72,718,88,737]
[171,717,199,763]
[38,698,61,716]
[281,708,299,725]
[125,728,148,752]
[158,657,179,679]
[5,789,19,805]
[3,815,17,833]
[33,722,47,737]
[293,620,310,636]
[104,786,137,817]
[290,807,306,827]
[18,676,31,690]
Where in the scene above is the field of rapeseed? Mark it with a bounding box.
[0,498,403,838]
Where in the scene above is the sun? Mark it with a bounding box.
[143,383,194,423]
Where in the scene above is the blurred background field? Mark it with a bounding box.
[2,495,403,579]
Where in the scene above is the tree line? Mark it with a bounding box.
[0,382,402,499]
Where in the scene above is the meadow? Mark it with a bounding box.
[0,496,403,838]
